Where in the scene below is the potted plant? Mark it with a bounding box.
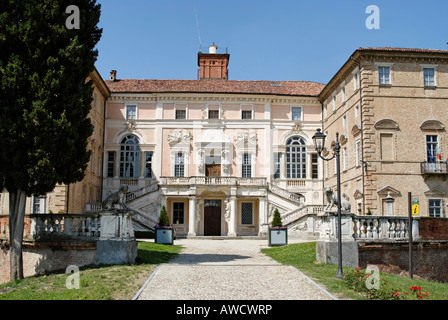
[268,208,288,246]
[154,205,174,245]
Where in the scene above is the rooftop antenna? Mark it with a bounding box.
[194,8,202,53]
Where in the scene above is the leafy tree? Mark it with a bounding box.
[157,206,170,227]
[0,0,102,281]
[271,208,283,228]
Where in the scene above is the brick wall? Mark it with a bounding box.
[358,241,448,282]
[419,217,448,240]
[0,241,96,284]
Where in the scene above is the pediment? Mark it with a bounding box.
[377,186,401,197]
[420,120,445,131]
[353,189,364,199]
[351,124,361,137]
[374,119,400,130]
[424,187,446,197]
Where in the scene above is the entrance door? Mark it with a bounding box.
[206,163,221,177]
[204,200,221,236]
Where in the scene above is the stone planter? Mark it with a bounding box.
[155,227,174,245]
[268,227,288,246]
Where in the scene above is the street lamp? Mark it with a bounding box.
[312,128,344,278]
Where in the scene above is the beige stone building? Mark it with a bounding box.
[0,68,110,215]
[319,47,448,218]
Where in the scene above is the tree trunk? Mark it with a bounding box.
[9,189,27,281]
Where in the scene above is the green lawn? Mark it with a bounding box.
[0,241,182,300]
[262,242,448,300]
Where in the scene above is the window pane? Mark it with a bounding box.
[241,203,253,225]
[429,199,441,218]
[107,151,115,178]
[126,105,137,119]
[424,68,435,86]
[286,137,307,179]
[242,153,251,178]
[242,110,252,119]
[291,107,302,121]
[379,67,390,84]
[173,202,185,224]
[208,110,219,119]
[176,109,186,119]
[145,152,153,178]
[119,135,140,178]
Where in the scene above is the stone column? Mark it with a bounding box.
[228,196,237,237]
[258,197,267,237]
[188,196,196,237]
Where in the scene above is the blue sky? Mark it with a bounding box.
[95,0,448,84]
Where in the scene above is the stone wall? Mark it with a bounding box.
[0,240,97,284]
[358,241,448,283]
[419,217,448,240]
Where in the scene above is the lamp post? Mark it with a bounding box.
[312,128,344,278]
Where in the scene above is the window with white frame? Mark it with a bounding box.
[333,96,336,111]
[342,115,347,127]
[355,105,360,118]
[342,87,346,102]
[378,66,391,85]
[241,202,253,225]
[242,153,252,178]
[311,153,319,179]
[174,152,185,177]
[273,153,281,179]
[119,135,141,178]
[242,110,252,119]
[423,68,436,87]
[343,147,348,170]
[208,109,219,119]
[286,137,307,179]
[144,152,153,178]
[126,105,137,120]
[107,151,115,178]
[429,199,442,217]
[175,109,186,119]
[33,195,47,214]
[291,107,302,121]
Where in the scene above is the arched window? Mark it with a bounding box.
[286,136,307,179]
[120,135,141,178]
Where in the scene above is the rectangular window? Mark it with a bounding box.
[175,109,186,119]
[107,152,115,178]
[311,153,319,179]
[145,152,153,178]
[33,195,47,214]
[343,147,348,170]
[342,115,347,127]
[355,105,359,118]
[174,153,185,177]
[173,202,185,224]
[426,135,438,163]
[423,68,435,87]
[242,153,252,178]
[378,66,391,85]
[208,110,219,119]
[354,73,359,90]
[291,107,302,121]
[242,110,252,119]
[333,96,336,110]
[273,153,281,179]
[241,202,253,225]
[429,199,442,218]
[342,87,346,102]
[126,105,137,120]
[355,140,361,167]
[380,133,393,160]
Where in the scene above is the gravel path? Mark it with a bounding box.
[135,239,336,300]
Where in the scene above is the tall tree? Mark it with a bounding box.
[0,0,102,281]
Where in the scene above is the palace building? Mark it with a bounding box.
[102,44,325,237]
[1,45,447,239]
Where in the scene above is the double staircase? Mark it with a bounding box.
[119,179,323,238]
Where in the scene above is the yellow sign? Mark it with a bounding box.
[412,204,419,216]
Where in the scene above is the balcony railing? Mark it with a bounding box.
[352,215,419,240]
[160,176,267,186]
[420,162,448,175]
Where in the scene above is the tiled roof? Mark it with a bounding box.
[358,47,448,54]
[105,79,326,97]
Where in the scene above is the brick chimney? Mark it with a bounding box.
[110,70,117,82]
[198,43,229,80]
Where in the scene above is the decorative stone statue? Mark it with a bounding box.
[324,187,351,212]
[102,184,129,211]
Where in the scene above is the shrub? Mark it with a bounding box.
[157,205,170,227]
[271,208,283,228]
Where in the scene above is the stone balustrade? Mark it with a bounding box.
[353,215,419,241]
[159,176,267,186]
[30,213,101,241]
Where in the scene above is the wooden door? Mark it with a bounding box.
[206,163,221,177]
[204,200,221,236]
